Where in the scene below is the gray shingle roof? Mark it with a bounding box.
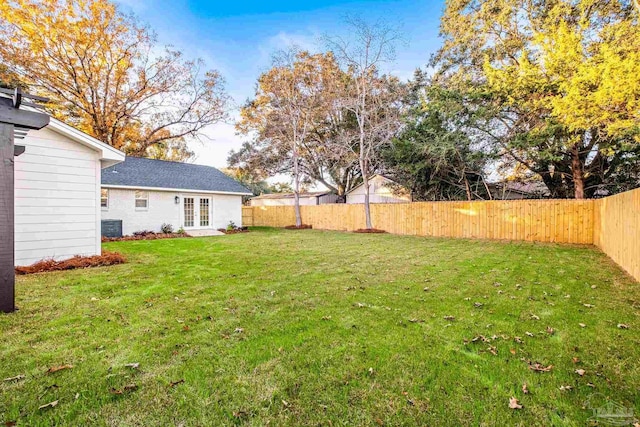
[102,157,252,194]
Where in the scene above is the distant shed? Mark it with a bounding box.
[250,191,338,207]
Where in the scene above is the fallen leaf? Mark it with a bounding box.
[575,369,586,376]
[559,385,572,391]
[572,357,580,364]
[443,315,455,321]
[474,302,483,308]
[514,336,523,344]
[546,326,555,335]
[110,384,138,394]
[125,363,139,369]
[509,348,516,355]
[169,379,184,387]
[530,314,540,320]
[509,397,522,409]
[368,367,374,376]
[617,323,629,329]
[522,383,529,394]
[529,363,553,372]
[583,303,595,308]
[321,316,331,320]
[487,346,498,356]
[282,399,290,407]
[182,325,190,331]
[234,327,244,333]
[38,400,58,410]
[579,323,586,328]
[3,374,25,382]
[525,332,534,337]
[47,365,73,374]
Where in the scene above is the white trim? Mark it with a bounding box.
[102,184,252,196]
[25,110,126,166]
[94,155,101,256]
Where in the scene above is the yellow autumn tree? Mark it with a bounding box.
[0,0,228,160]
[435,0,640,198]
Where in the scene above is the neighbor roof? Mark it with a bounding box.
[102,157,252,195]
[251,191,332,200]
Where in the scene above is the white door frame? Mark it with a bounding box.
[181,194,213,229]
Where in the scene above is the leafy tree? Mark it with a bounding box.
[222,167,293,204]
[235,48,332,227]
[434,0,640,198]
[383,72,493,200]
[0,0,228,160]
[231,50,360,197]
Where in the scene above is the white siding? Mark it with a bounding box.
[210,194,244,229]
[14,127,102,266]
[102,188,180,235]
[346,176,411,204]
[102,188,244,235]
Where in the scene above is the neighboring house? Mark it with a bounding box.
[488,181,550,200]
[249,191,338,206]
[101,157,252,235]
[14,118,125,266]
[346,175,411,204]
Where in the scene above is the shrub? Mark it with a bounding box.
[226,221,237,231]
[177,226,185,234]
[160,223,174,234]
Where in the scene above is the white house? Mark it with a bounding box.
[346,175,410,204]
[14,118,125,266]
[249,191,338,207]
[101,157,252,236]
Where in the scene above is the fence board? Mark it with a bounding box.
[594,188,640,281]
[245,199,594,244]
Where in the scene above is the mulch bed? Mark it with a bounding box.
[217,227,250,235]
[102,232,189,242]
[15,251,126,275]
[284,224,313,230]
[354,228,387,234]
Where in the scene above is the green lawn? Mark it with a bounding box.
[1,228,639,426]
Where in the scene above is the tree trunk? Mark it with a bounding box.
[293,145,302,227]
[463,175,472,201]
[571,144,585,199]
[360,158,372,229]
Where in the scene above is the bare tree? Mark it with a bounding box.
[325,18,405,229]
[237,49,330,227]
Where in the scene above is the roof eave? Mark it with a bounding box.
[101,183,252,196]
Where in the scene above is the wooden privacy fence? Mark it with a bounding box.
[242,188,640,281]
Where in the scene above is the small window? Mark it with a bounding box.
[101,189,109,208]
[135,191,149,209]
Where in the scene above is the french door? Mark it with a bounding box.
[183,196,211,228]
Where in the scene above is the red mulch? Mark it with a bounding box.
[102,232,189,242]
[353,228,387,234]
[15,251,126,275]
[284,224,313,230]
[217,227,250,235]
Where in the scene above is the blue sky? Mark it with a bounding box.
[115,0,446,169]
